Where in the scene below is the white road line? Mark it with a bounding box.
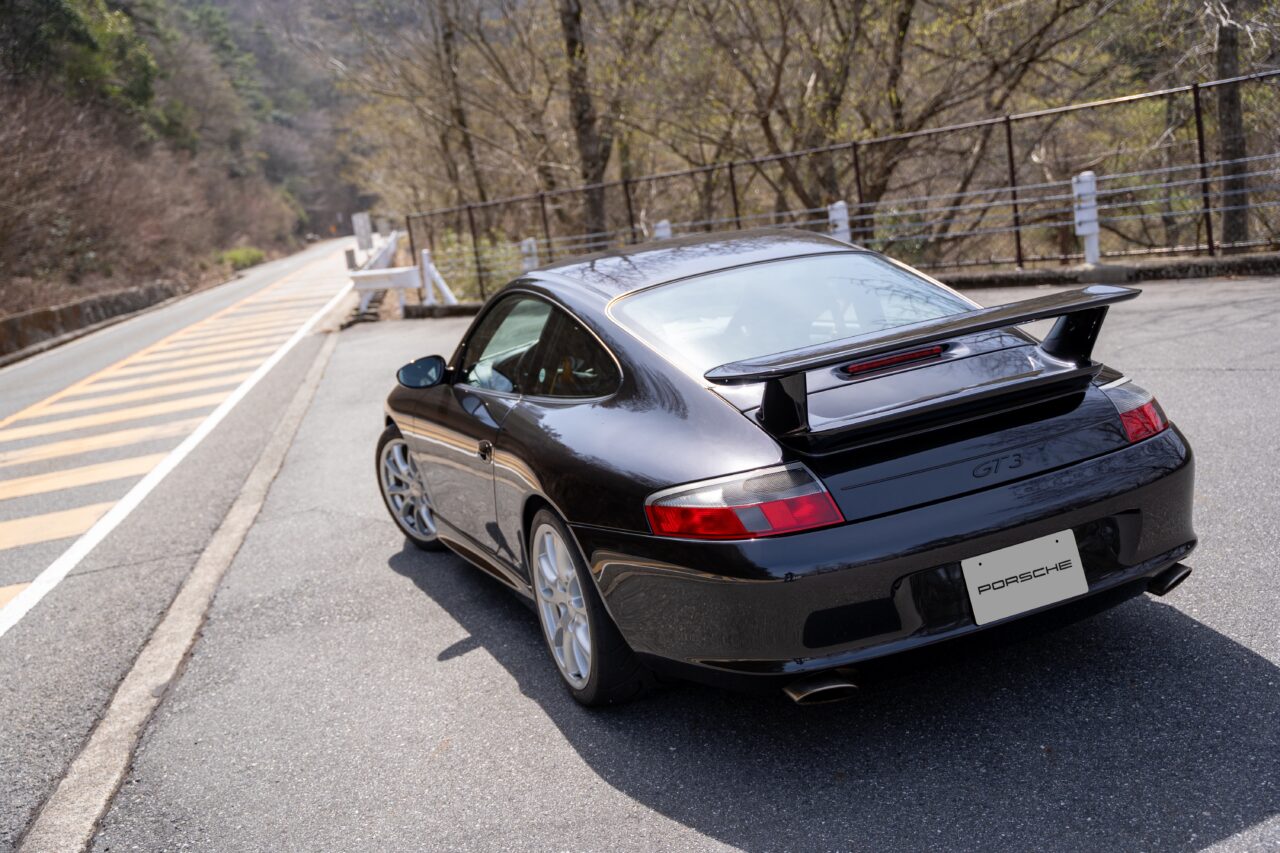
[17,331,340,853]
[0,280,352,639]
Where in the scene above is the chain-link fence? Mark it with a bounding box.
[405,71,1280,300]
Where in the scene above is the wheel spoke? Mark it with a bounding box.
[573,618,591,657]
[559,625,578,673]
[398,497,418,526]
[393,443,411,477]
[555,540,573,584]
[538,551,557,589]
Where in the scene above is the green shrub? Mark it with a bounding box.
[220,246,266,270]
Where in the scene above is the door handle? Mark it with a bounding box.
[477,440,493,462]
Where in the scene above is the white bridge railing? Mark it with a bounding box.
[348,230,460,316]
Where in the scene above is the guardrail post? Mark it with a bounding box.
[654,219,672,239]
[728,163,743,229]
[1003,115,1025,268]
[538,192,555,262]
[520,237,540,272]
[623,179,638,243]
[1191,83,1217,257]
[465,204,486,298]
[1072,171,1101,265]
[828,200,851,243]
[850,142,867,242]
[420,249,436,306]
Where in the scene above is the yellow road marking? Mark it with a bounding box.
[188,307,313,328]
[0,392,227,445]
[237,297,332,314]
[0,453,165,501]
[0,418,203,469]
[119,333,282,363]
[73,359,266,394]
[0,251,342,433]
[129,334,291,362]
[0,584,30,609]
[111,345,278,376]
[220,306,317,323]
[169,319,306,347]
[30,374,252,419]
[0,503,114,550]
[160,328,295,353]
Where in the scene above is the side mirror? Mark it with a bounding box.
[397,355,447,389]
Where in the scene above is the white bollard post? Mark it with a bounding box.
[520,237,540,272]
[828,200,851,243]
[421,250,459,306]
[419,250,438,306]
[654,219,673,240]
[1072,171,1100,265]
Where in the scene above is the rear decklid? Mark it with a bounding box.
[704,285,1139,521]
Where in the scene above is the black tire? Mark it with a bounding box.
[528,508,652,706]
[375,423,444,551]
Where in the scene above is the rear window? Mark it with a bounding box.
[610,253,971,377]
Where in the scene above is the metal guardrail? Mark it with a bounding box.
[405,71,1280,298]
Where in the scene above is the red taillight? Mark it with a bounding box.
[645,463,844,540]
[843,345,944,376]
[1105,382,1169,443]
[1120,400,1167,443]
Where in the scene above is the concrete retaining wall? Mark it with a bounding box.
[0,282,183,362]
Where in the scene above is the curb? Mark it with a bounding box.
[937,250,1280,289]
[403,303,483,319]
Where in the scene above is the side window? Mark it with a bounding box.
[461,296,553,393]
[524,309,621,398]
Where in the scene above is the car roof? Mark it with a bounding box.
[527,228,860,302]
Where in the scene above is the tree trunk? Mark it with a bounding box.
[556,0,612,240]
[439,2,488,221]
[1216,13,1249,250]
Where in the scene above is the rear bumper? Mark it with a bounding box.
[570,427,1196,685]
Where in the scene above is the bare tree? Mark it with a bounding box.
[1212,0,1252,249]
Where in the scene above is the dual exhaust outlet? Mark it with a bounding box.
[783,562,1193,705]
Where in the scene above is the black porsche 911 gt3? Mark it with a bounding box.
[376,229,1195,705]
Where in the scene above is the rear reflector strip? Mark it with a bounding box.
[842,345,944,376]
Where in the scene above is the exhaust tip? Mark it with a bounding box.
[1148,562,1192,597]
[783,672,859,705]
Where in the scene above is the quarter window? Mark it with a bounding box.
[524,310,621,398]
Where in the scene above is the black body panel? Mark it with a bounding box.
[812,383,1128,521]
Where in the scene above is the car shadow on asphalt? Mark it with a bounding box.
[389,543,1280,852]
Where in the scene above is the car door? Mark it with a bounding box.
[405,293,554,558]
[492,305,624,582]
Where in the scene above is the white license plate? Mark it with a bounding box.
[961,531,1087,626]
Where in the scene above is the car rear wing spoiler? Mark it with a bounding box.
[703,284,1140,436]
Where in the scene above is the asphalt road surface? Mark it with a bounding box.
[2,261,1277,851]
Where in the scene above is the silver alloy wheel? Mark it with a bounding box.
[532,522,592,689]
[379,438,437,542]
